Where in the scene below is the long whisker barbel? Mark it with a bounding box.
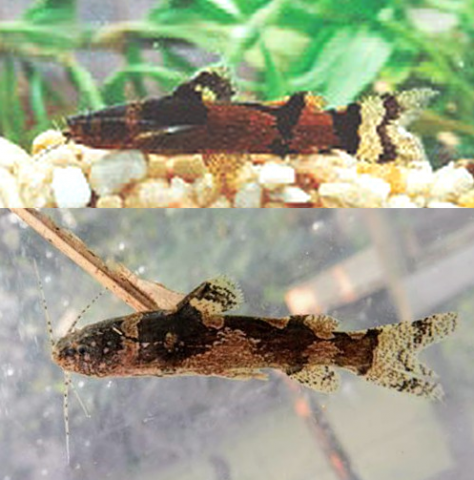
[34,260,103,465]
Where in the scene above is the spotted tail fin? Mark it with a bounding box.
[362,312,457,399]
[355,88,437,164]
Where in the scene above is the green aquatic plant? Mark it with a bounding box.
[0,0,473,159]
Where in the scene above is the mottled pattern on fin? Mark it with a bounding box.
[203,152,250,196]
[305,93,327,112]
[364,312,457,399]
[397,350,437,379]
[369,370,443,400]
[356,88,436,164]
[173,67,235,103]
[356,94,386,162]
[289,366,340,393]
[302,314,339,339]
[395,88,437,126]
[177,276,243,316]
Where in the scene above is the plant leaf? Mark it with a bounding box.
[259,40,286,99]
[23,0,76,25]
[291,27,393,105]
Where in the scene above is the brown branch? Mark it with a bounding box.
[10,208,184,311]
[282,376,363,480]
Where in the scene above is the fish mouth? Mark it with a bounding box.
[52,349,76,372]
[51,344,84,374]
[62,128,72,142]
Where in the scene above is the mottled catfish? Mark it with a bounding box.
[53,277,457,399]
[65,68,435,163]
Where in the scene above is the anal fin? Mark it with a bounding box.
[288,365,340,393]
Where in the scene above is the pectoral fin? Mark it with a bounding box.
[288,365,340,393]
[132,125,200,151]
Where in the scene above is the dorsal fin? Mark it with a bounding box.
[175,276,243,316]
[173,67,235,103]
[302,314,339,339]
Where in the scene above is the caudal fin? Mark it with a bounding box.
[356,88,437,164]
[362,312,457,399]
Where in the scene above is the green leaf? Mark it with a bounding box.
[291,27,393,105]
[274,0,326,36]
[125,42,148,98]
[0,22,77,50]
[129,21,231,57]
[0,57,25,143]
[248,26,310,72]
[65,61,104,111]
[198,0,242,20]
[149,0,241,25]
[102,65,185,105]
[259,40,286,99]
[286,24,337,76]
[158,45,196,77]
[232,0,270,17]
[23,0,76,25]
[149,0,271,23]
[24,63,49,127]
[313,0,390,22]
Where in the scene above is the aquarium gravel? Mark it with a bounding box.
[0,130,473,208]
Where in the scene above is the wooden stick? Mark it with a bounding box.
[10,208,183,311]
[282,375,362,480]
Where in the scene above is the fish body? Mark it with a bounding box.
[65,68,435,163]
[53,277,457,399]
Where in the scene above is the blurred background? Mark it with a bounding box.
[1,208,474,479]
[0,0,473,166]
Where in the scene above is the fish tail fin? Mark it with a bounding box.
[362,312,457,399]
[355,88,437,163]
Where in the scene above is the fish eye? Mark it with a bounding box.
[64,347,76,357]
[77,345,87,355]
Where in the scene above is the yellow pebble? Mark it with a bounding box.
[41,145,81,169]
[96,195,124,208]
[357,162,406,194]
[124,179,171,208]
[193,173,218,207]
[356,161,376,175]
[208,196,232,208]
[172,155,207,181]
[32,130,66,156]
[263,202,286,208]
[147,155,169,178]
[381,164,406,194]
[458,190,474,208]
